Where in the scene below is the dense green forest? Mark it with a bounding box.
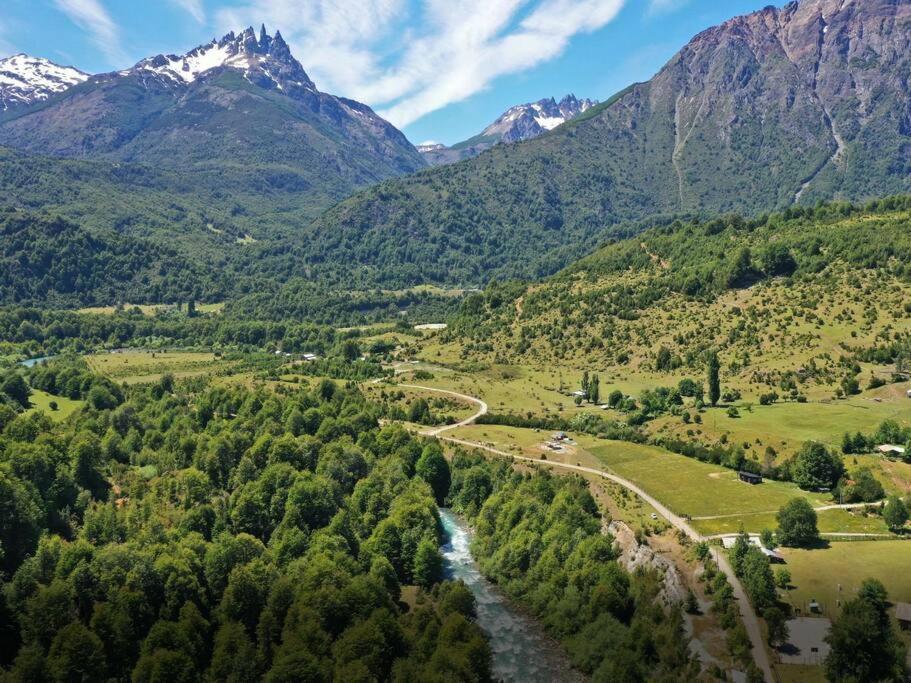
[0,355,709,681]
[0,210,226,307]
[0,366,493,680]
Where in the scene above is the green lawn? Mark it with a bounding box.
[779,541,911,618]
[26,389,84,422]
[693,508,891,537]
[587,441,831,519]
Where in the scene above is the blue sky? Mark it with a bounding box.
[0,0,772,145]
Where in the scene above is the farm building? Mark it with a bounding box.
[738,471,763,485]
[896,602,911,631]
[876,444,906,456]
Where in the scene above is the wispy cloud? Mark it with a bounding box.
[216,0,626,128]
[54,0,126,65]
[170,0,206,25]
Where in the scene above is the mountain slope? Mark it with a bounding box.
[420,95,595,166]
[0,55,88,111]
[0,27,424,230]
[441,196,911,400]
[0,208,222,306]
[309,0,911,286]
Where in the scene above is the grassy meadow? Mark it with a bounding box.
[779,541,911,617]
[85,350,233,384]
[25,389,85,422]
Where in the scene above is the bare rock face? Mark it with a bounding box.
[613,0,911,209]
[607,520,688,606]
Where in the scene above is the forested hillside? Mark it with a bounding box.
[0,363,491,680]
[0,210,224,306]
[302,0,911,286]
[444,197,911,397]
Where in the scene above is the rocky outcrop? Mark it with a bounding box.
[607,520,688,606]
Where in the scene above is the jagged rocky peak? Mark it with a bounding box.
[132,25,314,92]
[483,93,598,143]
[0,54,89,110]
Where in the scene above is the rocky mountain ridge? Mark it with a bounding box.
[308,0,911,286]
[0,54,88,111]
[0,27,425,235]
[420,94,596,166]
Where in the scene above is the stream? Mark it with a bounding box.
[439,509,582,683]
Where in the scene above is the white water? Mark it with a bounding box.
[439,509,582,683]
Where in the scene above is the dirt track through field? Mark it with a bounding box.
[396,382,775,683]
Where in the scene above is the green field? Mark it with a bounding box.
[586,440,831,519]
[779,541,911,618]
[86,351,231,384]
[693,507,891,537]
[652,395,911,459]
[25,389,84,422]
[77,302,224,316]
[445,425,881,533]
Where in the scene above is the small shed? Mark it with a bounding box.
[877,444,906,456]
[895,602,911,630]
[738,471,763,485]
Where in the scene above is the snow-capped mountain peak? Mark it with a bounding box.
[131,26,315,94]
[484,94,597,142]
[0,54,89,111]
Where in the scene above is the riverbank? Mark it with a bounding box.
[439,509,583,683]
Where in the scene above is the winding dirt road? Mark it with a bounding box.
[396,382,775,683]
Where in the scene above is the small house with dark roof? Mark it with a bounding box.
[738,471,763,485]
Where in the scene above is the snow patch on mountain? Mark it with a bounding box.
[130,26,315,93]
[483,95,597,141]
[0,55,88,110]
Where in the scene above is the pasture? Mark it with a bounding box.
[85,350,230,384]
[77,302,224,316]
[779,541,911,619]
[650,396,911,460]
[25,389,84,422]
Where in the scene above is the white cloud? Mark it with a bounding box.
[54,0,127,64]
[216,0,626,128]
[170,0,206,25]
